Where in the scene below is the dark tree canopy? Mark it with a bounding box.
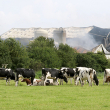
[57,43,77,68]
[27,36,61,69]
[3,38,30,69]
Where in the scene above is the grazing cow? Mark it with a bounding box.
[42,68,67,86]
[15,68,35,86]
[75,67,99,86]
[103,69,110,85]
[21,78,43,86]
[0,68,14,85]
[60,67,76,84]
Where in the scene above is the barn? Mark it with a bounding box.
[91,44,110,59]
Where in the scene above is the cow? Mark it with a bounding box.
[60,67,76,84]
[42,68,67,86]
[39,76,56,86]
[45,79,56,85]
[21,78,43,86]
[103,69,110,85]
[75,67,99,87]
[15,68,35,86]
[0,68,15,85]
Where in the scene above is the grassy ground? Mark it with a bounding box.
[0,73,110,110]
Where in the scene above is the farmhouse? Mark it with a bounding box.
[74,44,110,59]
[91,44,110,59]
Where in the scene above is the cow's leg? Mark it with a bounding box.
[74,76,77,85]
[67,78,69,82]
[75,77,79,85]
[60,79,61,85]
[82,80,84,86]
[57,79,59,85]
[55,79,58,85]
[81,80,83,87]
[15,81,18,86]
[70,78,72,84]
[8,78,11,85]
[44,80,46,86]
[60,79,63,85]
[6,77,10,85]
[89,79,92,87]
[31,77,33,85]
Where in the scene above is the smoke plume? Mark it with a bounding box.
[66,33,99,50]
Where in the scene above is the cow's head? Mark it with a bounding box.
[63,76,68,83]
[60,67,68,77]
[45,80,50,85]
[95,79,99,86]
[89,69,93,75]
[75,67,80,77]
[93,73,99,86]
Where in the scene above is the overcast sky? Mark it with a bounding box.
[0,0,110,35]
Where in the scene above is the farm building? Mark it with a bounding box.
[91,44,110,59]
[74,44,110,59]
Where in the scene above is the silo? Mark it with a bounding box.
[34,28,48,38]
[53,28,66,45]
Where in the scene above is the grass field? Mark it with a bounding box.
[0,73,110,110]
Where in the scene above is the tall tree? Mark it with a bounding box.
[27,36,61,68]
[4,38,30,69]
[57,43,77,68]
[0,39,12,68]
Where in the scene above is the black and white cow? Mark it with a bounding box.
[15,68,35,86]
[75,67,99,86]
[60,67,76,84]
[0,68,15,85]
[42,68,67,86]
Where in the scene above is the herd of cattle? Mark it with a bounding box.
[0,67,110,87]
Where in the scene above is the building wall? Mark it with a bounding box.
[1,27,93,45]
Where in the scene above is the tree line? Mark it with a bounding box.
[0,36,109,72]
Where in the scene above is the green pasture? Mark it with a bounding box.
[0,73,110,110]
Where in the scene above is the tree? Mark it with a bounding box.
[4,38,30,69]
[27,36,61,68]
[76,52,108,72]
[57,43,77,68]
[0,39,12,68]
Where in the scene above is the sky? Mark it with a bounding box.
[0,0,110,35]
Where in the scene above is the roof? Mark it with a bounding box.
[91,44,110,54]
[74,46,90,53]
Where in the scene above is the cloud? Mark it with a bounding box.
[0,0,110,35]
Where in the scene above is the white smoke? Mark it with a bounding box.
[66,33,99,50]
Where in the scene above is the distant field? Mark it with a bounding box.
[0,73,110,110]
